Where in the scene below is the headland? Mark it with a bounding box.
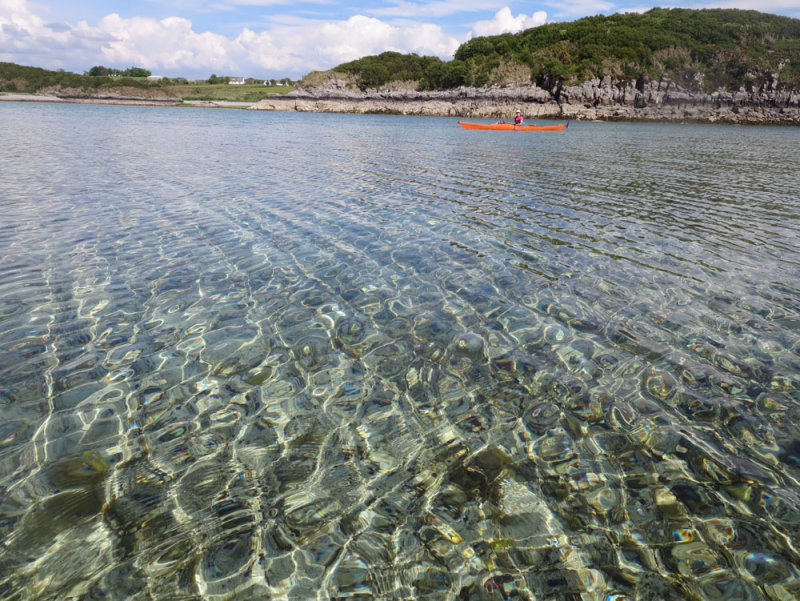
[250,77,800,125]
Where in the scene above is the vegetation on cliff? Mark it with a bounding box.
[329,53,461,91]
[327,8,800,92]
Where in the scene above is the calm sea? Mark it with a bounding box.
[1,102,800,601]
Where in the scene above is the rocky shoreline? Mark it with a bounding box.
[252,77,800,125]
[4,76,799,124]
[0,91,182,106]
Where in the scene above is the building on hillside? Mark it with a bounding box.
[228,77,246,85]
[147,75,164,81]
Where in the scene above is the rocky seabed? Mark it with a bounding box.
[252,78,800,124]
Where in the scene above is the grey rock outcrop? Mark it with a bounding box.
[252,77,800,124]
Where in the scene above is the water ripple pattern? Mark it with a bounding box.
[1,103,800,601]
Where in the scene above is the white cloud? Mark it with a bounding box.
[312,16,459,64]
[0,1,461,77]
[471,7,547,37]
[1,0,90,66]
[238,15,460,74]
[96,14,236,72]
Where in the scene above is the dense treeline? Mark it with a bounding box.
[87,66,151,77]
[333,52,466,91]
[331,8,800,92]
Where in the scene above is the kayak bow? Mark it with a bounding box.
[458,121,568,131]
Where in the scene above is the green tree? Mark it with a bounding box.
[422,60,466,89]
[455,38,495,61]
[358,64,390,89]
[124,67,151,78]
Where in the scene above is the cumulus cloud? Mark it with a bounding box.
[0,0,461,77]
[236,15,460,74]
[311,16,460,64]
[96,14,237,72]
[471,7,547,37]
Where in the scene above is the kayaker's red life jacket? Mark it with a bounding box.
[514,114,524,124]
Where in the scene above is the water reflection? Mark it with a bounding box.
[0,105,799,600]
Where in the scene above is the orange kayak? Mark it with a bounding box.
[458,121,568,131]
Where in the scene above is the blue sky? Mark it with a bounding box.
[1,0,798,79]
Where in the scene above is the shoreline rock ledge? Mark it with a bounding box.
[251,78,800,125]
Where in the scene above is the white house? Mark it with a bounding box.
[228,77,246,85]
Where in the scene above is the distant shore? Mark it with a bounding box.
[0,92,247,108]
[4,87,800,125]
[0,92,185,106]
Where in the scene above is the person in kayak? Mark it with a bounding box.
[514,109,524,125]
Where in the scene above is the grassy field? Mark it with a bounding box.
[165,83,295,102]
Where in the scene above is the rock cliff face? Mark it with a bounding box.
[252,76,800,124]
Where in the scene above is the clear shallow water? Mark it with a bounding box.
[1,102,800,601]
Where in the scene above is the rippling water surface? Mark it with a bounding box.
[2,102,800,601]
